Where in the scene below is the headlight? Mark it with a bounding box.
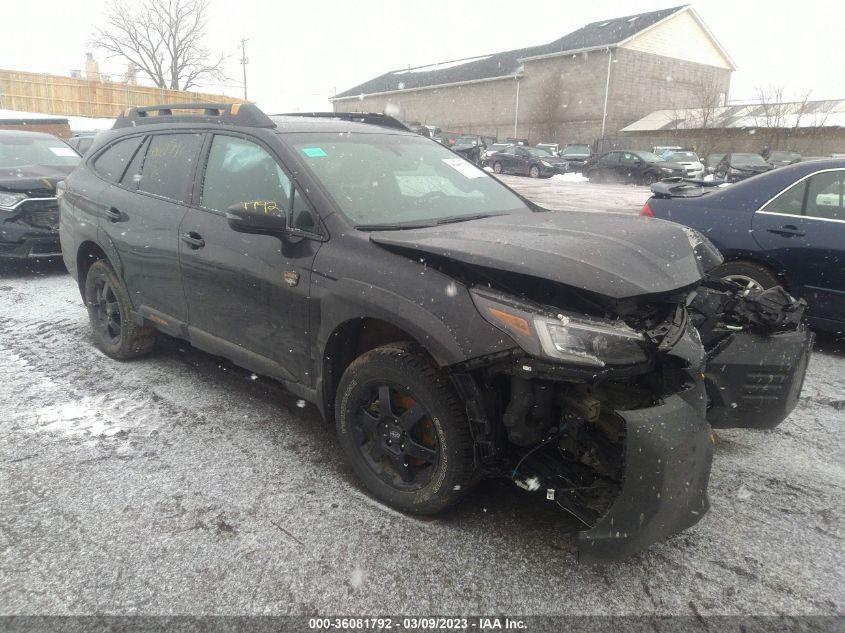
[471,288,648,368]
[660,167,674,173]
[540,160,552,167]
[0,192,27,210]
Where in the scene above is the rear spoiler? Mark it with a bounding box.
[275,112,412,132]
[650,177,726,199]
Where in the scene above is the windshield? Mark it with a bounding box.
[634,151,664,163]
[0,136,80,169]
[770,151,801,161]
[731,153,768,167]
[288,132,528,227]
[562,145,590,156]
[667,151,699,162]
[456,137,479,146]
[490,144,510,152]
[524,147,552,157]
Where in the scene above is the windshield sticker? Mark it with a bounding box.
[442,157,484,179]
[302,147,328,158]
[50,147,78,157]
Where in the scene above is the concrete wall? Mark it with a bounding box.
[332,77,520,139]
[332,49,733,147]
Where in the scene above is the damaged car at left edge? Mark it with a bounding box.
[59,104,813,563]
[0,130,80,259]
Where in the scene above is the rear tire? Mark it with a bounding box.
[713,260,780,292]
[84,259,156,359]
[335,343,476,515]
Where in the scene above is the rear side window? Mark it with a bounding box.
[93,136,144,183]
[138,133,203,202]
[200,135,291,213]
[120,137,149,190]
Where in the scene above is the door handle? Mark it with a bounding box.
[105,207,124,222]
[767,225,805,237]
[181,232,205,249]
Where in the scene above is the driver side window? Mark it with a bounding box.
[201,135,291,214]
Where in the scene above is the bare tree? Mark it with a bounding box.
[92,0,227,91]
[665,78,727,156]
[751,86,812,151]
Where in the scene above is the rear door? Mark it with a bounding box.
[597,152,620,181]
[98,132,204,325]
[179,132,322,383]
[753,168,845,323]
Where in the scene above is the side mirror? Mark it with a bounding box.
[226,200,288,236]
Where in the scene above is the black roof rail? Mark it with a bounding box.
[275,111,412,132]
[113,103,275,129]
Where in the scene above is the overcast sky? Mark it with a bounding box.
[2,0,841,113]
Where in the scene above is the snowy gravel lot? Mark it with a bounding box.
[1,178,843,617]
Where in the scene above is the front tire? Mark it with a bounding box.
[529,165,540,178]
[335,344,475,515]
[641,172,659,186]
[713,260,780,293]
[493,162,503,174]
[84,259,156,359]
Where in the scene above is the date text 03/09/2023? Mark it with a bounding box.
[307,617,528,630]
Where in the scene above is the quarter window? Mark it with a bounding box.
[765,180,807,216]
[201,135,291,213]
[805,171,844,221]
[138,133,203,202]
[93,136,144,183]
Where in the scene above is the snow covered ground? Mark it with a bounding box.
[1,217,843,615]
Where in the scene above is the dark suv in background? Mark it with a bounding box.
[0,130,80,259]
[59,103,811,562]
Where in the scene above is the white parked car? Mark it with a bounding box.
[664,150,705,178]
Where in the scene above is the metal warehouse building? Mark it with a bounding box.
[331,5,735,147]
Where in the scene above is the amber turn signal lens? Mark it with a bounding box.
[488,307,532,337]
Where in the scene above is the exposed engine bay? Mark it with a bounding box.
[450,274,811,561]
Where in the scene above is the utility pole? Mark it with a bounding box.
[240,38,249,101]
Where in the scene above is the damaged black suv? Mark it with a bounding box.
[59,104,813,561]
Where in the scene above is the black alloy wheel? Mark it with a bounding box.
[352,382,439,490]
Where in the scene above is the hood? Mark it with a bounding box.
[562,154,590,161]
[370,211,718,300]
[730,163,771,173]
[0,164,75,197]
[654,161,685,171]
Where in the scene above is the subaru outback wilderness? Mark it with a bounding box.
[60,104,812,562]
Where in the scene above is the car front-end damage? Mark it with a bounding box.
[448,278,809,562]
[369,211,812,560]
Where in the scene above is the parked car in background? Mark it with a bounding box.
[405,122,432,138]
[480,143,512,167]
[67,133,97,156]
[643,159,845,333]
[452,135,489,164]
[584,150,685,185]
[800,155,832,162]
[488,145,568,177]
[654,145,684,159]
[0,130,80,259]
[767,150,802,168]
[535,142,560,156]
[705,153,725,175]
[559,143,592,172]
[664,150,705,178]
[714,153,773,182]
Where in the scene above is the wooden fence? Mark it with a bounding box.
[0,69,243,118]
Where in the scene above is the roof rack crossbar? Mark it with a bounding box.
[274,111,412,132]
[113,102,275,129]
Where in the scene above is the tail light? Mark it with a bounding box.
[640,201,654,217]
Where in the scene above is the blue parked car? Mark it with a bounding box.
[642,159,845,333]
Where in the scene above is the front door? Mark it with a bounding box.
[179,133,322,383]
[98,132,204,322]
[753,168,845,323]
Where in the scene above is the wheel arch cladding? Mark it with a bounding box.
[76,240,109,296]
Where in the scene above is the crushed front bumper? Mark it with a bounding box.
[705,327,814,429]
[576,384,713,562]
